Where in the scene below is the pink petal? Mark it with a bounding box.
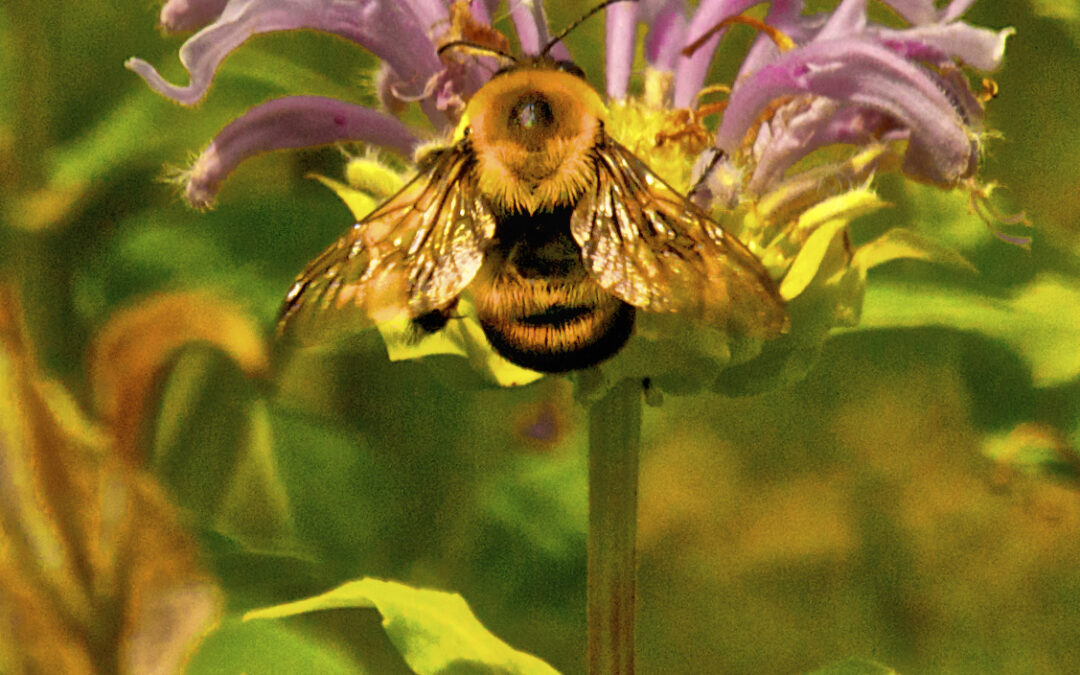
[160,0,229,33]
[605,2,639,99]
[184,96,420,207]
[127,0,442,106]
[718,38,975,186]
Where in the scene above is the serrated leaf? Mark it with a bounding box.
[850,273,1080,387]
[245,578,560,675]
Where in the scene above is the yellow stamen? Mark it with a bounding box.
[654,86,731,151]
[692,84,732,109]
[682,14,796,58]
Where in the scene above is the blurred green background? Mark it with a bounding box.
[2,1,1079,673]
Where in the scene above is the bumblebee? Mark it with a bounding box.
[279,55,787,373]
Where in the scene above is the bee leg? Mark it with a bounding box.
[408,304,457,343]
[642,377,664,408]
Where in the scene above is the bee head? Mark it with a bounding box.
[455,61,608,213]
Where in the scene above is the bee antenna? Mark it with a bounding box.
[540,0,637,58]
[437,40,519,64]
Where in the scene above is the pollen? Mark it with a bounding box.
[606,100,699,194]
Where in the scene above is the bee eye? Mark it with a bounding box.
[509,94,554,131]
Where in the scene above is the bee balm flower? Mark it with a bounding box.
[128,0,1013,392]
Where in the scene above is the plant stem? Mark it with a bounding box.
[587,377,643,674]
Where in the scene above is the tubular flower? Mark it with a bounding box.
[128,0,1014,392]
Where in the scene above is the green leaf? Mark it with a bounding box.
[150,346,258,525]
[187,617,365,675]
[245,578,560,675]
[213,399,298,544]
[851,273,1080,387]
[1028,0,1080,49]
[806,657,897,675]
[853,227,977,274]
[266,406,384,565]
[378,297,545,389]
[482,451,586,560]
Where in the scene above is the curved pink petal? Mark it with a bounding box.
[876,23,1013,71]
[605,2,639,99]
[401,0,447,31]
[879,0,977,26]
[127,0,442,106]
[877,0,937,25]
[469,0,498,24]
[747,98,902,192]
[717,38,975,186]
[813,0,867,42]
[510,0,570,59]
[644,0,689,71]
[160,0,228,33]
[940,0,978,23]
[674,0,773,107]
[733,0,820,84]
[184,96,420,207]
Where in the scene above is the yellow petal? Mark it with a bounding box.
[310,174,379,221]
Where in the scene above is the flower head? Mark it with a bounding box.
[128,0,1014,393]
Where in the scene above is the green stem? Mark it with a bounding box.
[587,377,643,675]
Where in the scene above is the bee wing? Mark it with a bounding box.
[570,139,787,338]
[278,146,495,341]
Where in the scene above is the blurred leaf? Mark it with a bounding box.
[0,285,221,674]
[983,422,1080,485]
[807,657,897,674]
[10,37,367,232]
[148,345,295,549]
[71,193,353,330]
[187,616,365,675]
[267,405,383,568]
[213,399,297,543]
[246,578,560,675]
[851,272,1080,387]
[482,451,586,560]
[89,290,268,463]
[1028,0,1080,48]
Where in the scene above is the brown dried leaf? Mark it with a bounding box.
[0,285,222,674]
[88,291,269,464]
